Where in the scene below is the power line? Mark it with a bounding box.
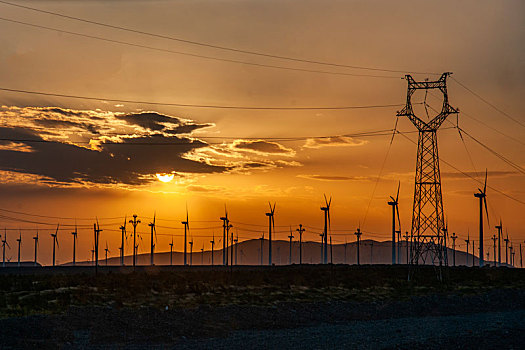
[451,77,525,129]
[396,131,525,206]
[0,87,405,110]
[0,17,401,80]
[0,0,437,75]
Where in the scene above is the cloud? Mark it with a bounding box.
[115,111,212,134]
[303,136,367,149]
[297,174,370,181]
[231,139,295,156]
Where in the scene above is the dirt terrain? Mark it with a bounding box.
[0,265,524,349]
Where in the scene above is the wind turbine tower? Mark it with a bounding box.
[71,224,77,266]
[210,233,215,266]
[149,213,157,266]
[33,231,39,266]
[474,171,489,267]
[51,225,59,267]
[465,233,470,266]
[491,234,497,267]
[354,227,362,265]
[105,242,110,266]
[169,238,174,266]
[387,182,400,265]
[296,224,305,264]
[119,216,127,266]
[504,233,509,265]
[266,202,276,266]
[288,227,294,265]
[220,208,229,266]
[2,230,9,267]
[397,73,458,268]
[182,208,190,266]
[321,195,331,264]
[451,232,458,267]
[129,215,141,268]
[495,220,502,266]
[189,238,193,266]
[16,231,21,267]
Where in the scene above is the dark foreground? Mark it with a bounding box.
[1,265,524,349]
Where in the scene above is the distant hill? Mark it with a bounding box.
[63,239,508,267]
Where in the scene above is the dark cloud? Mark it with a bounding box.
[233,140,294,155]
[0,127,227,185]
[33,119,100,134]
[297,174,368,181]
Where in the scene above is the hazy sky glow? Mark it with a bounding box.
[0,0,523,265]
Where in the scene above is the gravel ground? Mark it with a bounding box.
[178,310,525,350]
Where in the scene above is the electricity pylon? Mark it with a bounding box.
[397,73,458,272]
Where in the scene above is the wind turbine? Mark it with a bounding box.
[149,212,157,266]
[105,241,110,266]
[504,232,510,265]
[169,238,174,266]
[491,234,497,267]
[119,216,127,266]
[201,244,204,265]
[189,238,193,266]
[259,233,264,266]
[182,207,189,266]
[319,233,324,263]
[265,202,276,266]
[129,215,140,268]
[288,226,294,265]
[464,232,470,266]
[495,219,503,266]
[321,195,331,264]
[220,207,229,266]
[51,224,59,267]
[2,230,10,267]
[210,233,215,266]
[296,224,305,264]
[93,220,102,270]
[451,232,458,267]
[16,231,21,267]
[71,223,78,266]
[33,231,39,266]
[387,182,401,265]
[474,170,489,267]
[354,227,362,265]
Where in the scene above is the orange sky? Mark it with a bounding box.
[0,0,523,265]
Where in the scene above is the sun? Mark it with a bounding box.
[156,173,175,183]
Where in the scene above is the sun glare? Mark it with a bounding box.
[156,173,175,183]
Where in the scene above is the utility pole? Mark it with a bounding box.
[16,232,21,267]
[129,215,140,268]
[296,224,305,264]
[398,73,457,270]
[93,222,102,272]
[354,228,362,265]
[119,217,126,266]
[182,212,189,266]
[451,232,458,267]
[288,228,294,265]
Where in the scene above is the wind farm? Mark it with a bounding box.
[0,0,524,348]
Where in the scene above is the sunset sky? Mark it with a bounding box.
[0,0,524,265]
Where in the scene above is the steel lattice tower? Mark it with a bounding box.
[397,73,458,268]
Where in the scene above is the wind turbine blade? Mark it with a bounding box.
[328,196,332,208]
[484,169,487,194]
[396,181,400,202]
[484,197,490,226]
[153,211,156,226]
[396,204,401,229]
[55,224,59,235]
[323,194,328,206]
